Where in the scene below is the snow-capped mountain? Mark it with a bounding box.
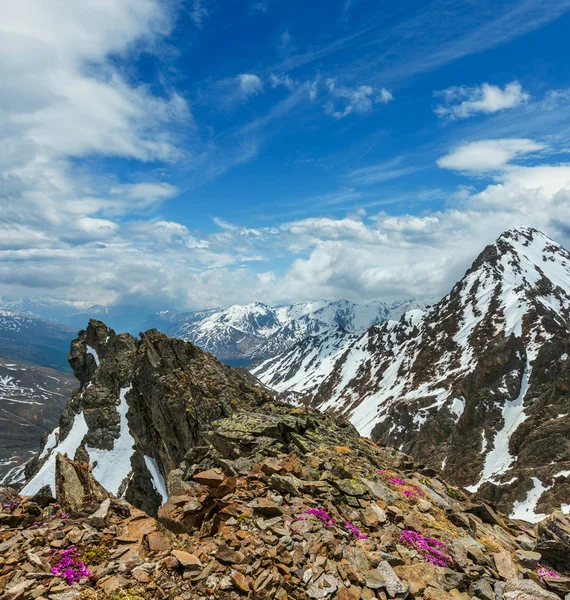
[153,298,423,366]
[0,358,75,484]
[0,309,75,371]
[255,227,570,521]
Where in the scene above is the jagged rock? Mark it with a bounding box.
[30,485,56,508]
[23,320,272,516]
[537,511,570,572]
[55,454,109,512]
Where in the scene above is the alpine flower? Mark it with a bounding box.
[400,530,452,567]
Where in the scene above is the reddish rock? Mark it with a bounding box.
[193,468,225,487]
[172,549,202,570]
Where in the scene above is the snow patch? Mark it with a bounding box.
[40,427,59,459]
[144,455,168,505]
[86,345,100,366]
[86,386,135,496]
[21,411,89,495]
[510,477,550,523]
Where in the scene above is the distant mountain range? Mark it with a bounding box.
[0,357,75,484]
[0,309,75,372]
[0,296,425,370]
[146,299,424,366]
[253,227,570,522]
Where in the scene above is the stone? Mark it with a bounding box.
[269,473,301,496]
[248,497,284,517]
[89,498,111,520]
[536,511,570,571]
[54,454,109,512]
[469,579,495,600]
[502,578,560,600]
[216,543,245,564]
[394,563,445,595]
[306,573,339,598]
[193,468,225,487]
[515,549,541,569]
[182,500,202,513]
[132,566,151,582]
[364,503,387,527]
[231,571,251,592]
[172,550,202,570]
[147,531,171,552]
[493,550,518,580]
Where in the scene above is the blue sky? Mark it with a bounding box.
[3,0,570,309]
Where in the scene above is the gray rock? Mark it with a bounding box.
[502,578,560,600]
[470,579,496,600]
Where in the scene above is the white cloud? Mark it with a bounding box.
[238,74,264,97]
[435,81,530,120]
[324,79,392,119]
[437,138,544,171]
[348,157,421,185]
[191,0,209,28]
[269,73,297,91]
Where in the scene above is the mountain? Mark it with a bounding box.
[6,322,570,599]
[256,227,570,522]
[0,309,75,371]
[0,357,75,484]
[153,298,423,367]
[18,319,273,515]
[0,296,153,333]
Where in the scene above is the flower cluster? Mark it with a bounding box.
[403,486,423,499]
[304,508,369,540]
[390,477,406,485]
[305,508,335,527]
[537,564,559,581]
[50,546,92,585]
[2,502,19,510]
[344,521,369,539]
[400,530,452,567]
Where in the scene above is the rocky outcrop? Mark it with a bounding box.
[3,406,570,599]
[21,320,272,515]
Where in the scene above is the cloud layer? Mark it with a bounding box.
[435,81,530,119]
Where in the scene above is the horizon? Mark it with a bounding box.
[3,1,570,310]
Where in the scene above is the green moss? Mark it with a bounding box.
[445,486,467,501]
[237,513,252,523]
[112,591,146,600]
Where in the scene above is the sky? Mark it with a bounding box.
[3,0,570,311]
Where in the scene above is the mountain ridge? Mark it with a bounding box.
[254,227,570,522]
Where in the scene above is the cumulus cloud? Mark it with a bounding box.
[437,138,545,171]
[435,81,530,120]
[324,79,392,119]
[237,74,264,97]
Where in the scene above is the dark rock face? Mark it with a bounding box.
[269,227,570,521]
[22,320,272,515]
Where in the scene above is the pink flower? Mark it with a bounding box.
[344,521,369,539]
[537,564,559,581]
[400,530,451,568]
[50,546,91,585]
[390,477,405,486]
[305,508,335,527]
